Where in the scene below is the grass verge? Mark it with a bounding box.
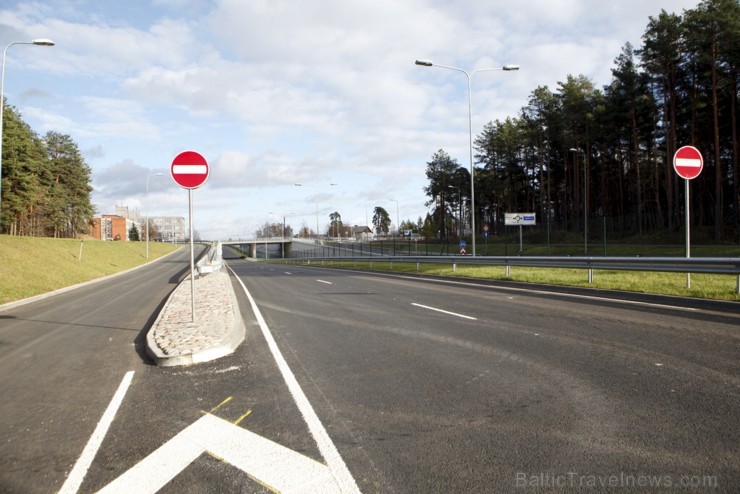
[283,259,740,302]
[0,235,180,304]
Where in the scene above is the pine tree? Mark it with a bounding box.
[128,223,140,241]
[0,102,47,235]
[43,131,94,238]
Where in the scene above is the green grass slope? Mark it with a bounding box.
[0,235,180,304]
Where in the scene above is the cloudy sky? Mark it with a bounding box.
[1,0,701,239]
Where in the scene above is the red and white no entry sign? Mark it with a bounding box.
[673,146,703,180]
[171,151,210,189]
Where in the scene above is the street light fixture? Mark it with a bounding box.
[0,38,55,228]
[415,58,519,256]
[295,183,337,244]
[268,211,296,242]
[146,172,163,259]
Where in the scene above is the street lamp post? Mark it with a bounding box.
[295,183,337,244]
[416,59,519,256]
[268,212,295,241]
[0,38,55,228]
[268,211,295,258]
[146,172,163,259]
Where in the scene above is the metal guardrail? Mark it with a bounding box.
[270,255,740,293]
[277,255,740,274]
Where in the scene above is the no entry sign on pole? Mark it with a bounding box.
[673,145,703,289]
[171,150,209,322]
[171,151,210,189]
[673,145,703,180]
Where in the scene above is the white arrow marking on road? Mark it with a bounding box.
[98,414,341,494]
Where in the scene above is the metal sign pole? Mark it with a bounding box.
[685,179,690,289]
[519,225,523,254]
[673,146,702,290]
[189,188,195,322]
[169,150,209,324]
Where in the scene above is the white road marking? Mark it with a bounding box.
[231,267,360,493]
[317,279,333,285]
[370,272,700,312]
[59,371,135,494]
[285,272,293,275]
[98,414,341,494]
[411,303,477,320]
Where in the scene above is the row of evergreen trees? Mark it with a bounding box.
[424,0,739,242]
[1,102,94,237]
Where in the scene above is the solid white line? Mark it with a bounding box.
[229,266,360,493]
[172,164,207,174]
[59,371,135,494]
[317,279,333,285]
[411,303,477,320]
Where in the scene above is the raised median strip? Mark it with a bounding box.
[146,268,245,367]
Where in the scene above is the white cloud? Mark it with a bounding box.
[1,0,703,239]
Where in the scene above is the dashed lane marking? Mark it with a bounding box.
[411,303,477,321]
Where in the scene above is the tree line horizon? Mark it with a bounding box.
[422,0,738,244]
[262,0,739,245]
[2,1,738,245]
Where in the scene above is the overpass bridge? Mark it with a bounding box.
[222,238,294,258]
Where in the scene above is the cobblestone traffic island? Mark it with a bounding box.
[146,269,244,367]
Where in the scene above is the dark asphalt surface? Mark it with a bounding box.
[0,246,201,494]
[225,259,739,493]
[0,248,738,493]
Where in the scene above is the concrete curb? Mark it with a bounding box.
[145,267,245,367]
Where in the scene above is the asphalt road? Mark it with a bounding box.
[0,246,202,493]
[224,260,739,493]
[1,250,738,493]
